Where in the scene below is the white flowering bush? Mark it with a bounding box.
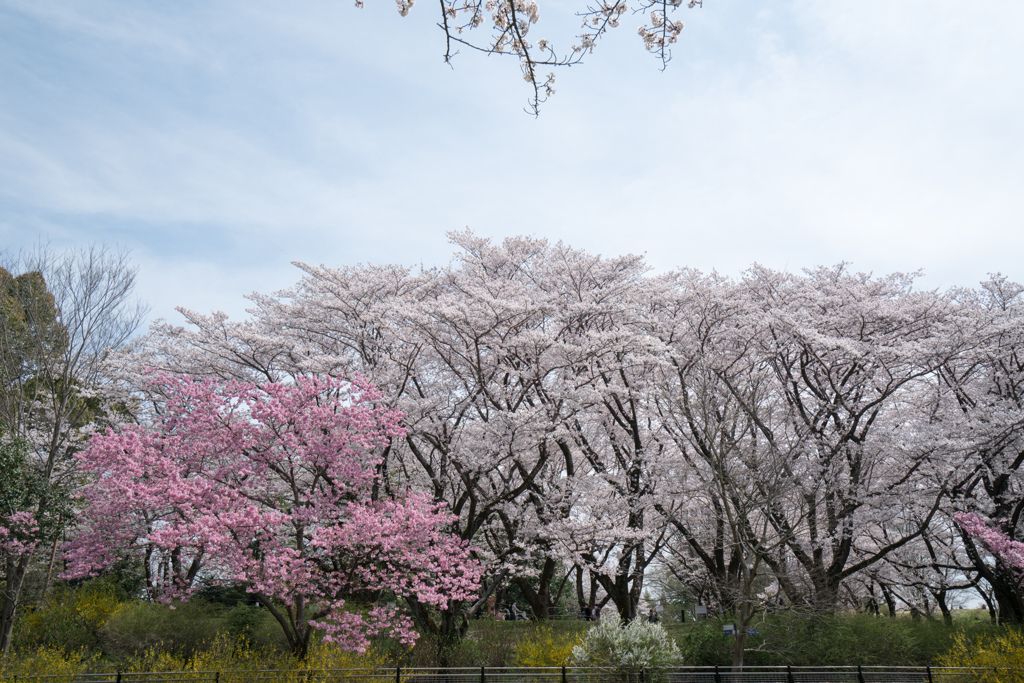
[571,617,681,682]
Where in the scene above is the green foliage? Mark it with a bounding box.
[400,621,524,667]
[0,267,65,380]
[224,605,264,638]
[680,612,999,667]
[403,635,501,668]
[13,578,127,654]
[0,267,66,438]
[0,434,31,516]
[99,600,223,660]
[9,587,1007,674]
[572,617,681,683]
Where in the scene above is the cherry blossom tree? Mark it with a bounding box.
[65,373,481,658]
[938,275,1024,622]
[646,271,800,669]
[729,265,964,609]
[865,521,979,624]
[374,0,704,113]
[955,512,1024,574]
[104,235,1020,636]
[116,233,678,630]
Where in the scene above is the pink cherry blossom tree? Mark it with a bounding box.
[954,511,1024,614]
[64,373,481,659]
[955,513,1024,569]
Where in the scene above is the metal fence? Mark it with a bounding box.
[3,667,1024,683]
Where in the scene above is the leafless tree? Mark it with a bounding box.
[0,244,146,654]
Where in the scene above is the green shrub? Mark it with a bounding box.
[99,600,222,660]
[404,633,513,668]
[680,611,998,667]
[13,578,126,654]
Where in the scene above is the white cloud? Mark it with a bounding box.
[1,0,1021,324]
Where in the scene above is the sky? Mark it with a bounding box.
[1,0,1022,326]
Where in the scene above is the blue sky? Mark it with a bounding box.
[2,0,1022,324]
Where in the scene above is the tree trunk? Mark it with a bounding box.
[731,600,753,671]
[975,584,997,622]
[514,557,557,620]
[38,535,61,601]
[0,554,31,655]
[878,582,898,618]
[963,533,1024,623]
[932,590,953,626]
[258,591,314,660]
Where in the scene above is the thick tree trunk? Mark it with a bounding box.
[407,598,473,640]
[993,572,1024,624]
[878,582,898,617]
[514,558,557,620]
[258,591,314,660]
[963,533,1024,623]
[588,562,640,621]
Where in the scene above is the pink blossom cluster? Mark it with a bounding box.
[64,373,481,651]
[0,511,40,557]
[954,512,1024,575]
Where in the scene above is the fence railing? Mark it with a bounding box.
[2,666,1023,683]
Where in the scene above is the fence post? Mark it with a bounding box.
[857,665,865,683]
[786,666,794,683]
[397,666,401,683]
[215,672,221,683]
[116,672,122,683]
[926,666,933,683]
[714,665,721,683]
[562,666,567,683]
[481,666,486,683]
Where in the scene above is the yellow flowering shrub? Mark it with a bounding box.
[0,646,96,683]
[514,625,582,667]
[304,639,394,670]
[118,632,394,683]
[121,633,292,680]
[937,628,1024,682]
